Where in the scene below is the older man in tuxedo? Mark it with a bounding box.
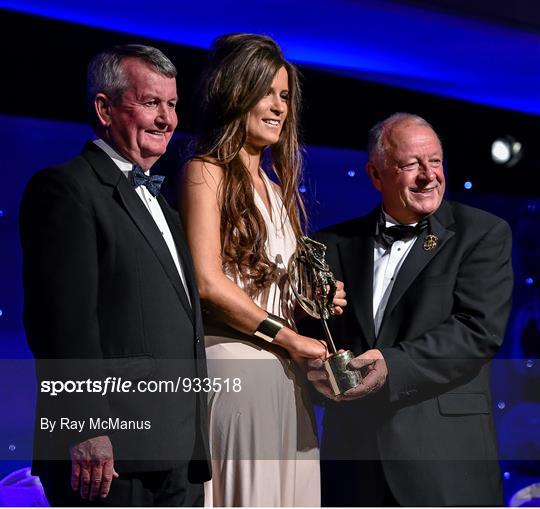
[308,113,512,506]
[20,44,210,506]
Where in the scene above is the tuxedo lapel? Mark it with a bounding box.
[337,214,377,348]
[83,143,194,324]
[159,196,202,328]
[377,202,455,342]
[116,180,195,323]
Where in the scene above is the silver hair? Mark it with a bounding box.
[87,44,177,125]
[367,112,441,163]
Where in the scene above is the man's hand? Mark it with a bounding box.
[340,349,388,401]
[332,280,347,315]
[307,349,388,402]
[306,357,340,401]
[70,435,119,500]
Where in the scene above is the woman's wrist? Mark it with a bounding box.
[253,313,288,343]
[273,326,298,351]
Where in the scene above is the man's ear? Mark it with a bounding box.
[366,161,383,192]
[94,93,112,128]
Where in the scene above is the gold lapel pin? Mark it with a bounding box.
[423,234,439,251]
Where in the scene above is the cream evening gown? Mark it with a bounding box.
[203,172,320,506]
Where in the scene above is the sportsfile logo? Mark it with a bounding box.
[40,376,242,396]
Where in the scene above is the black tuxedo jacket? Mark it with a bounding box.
[314,201,512,506]
[20,142,211,480]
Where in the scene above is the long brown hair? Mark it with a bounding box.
[194,33,306,290]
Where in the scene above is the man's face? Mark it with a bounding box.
[100,58,178,169]
[367,121,445,224]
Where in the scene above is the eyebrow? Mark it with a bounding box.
[139,95,178,102]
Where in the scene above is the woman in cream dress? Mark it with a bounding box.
[180,34,346,506]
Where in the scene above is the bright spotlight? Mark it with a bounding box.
[491,136,522,167]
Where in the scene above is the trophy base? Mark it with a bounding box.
[324,350,362,396]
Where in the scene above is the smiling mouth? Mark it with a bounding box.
[262,119,280,128]
[146,130,166,136]
[411,186,437,194]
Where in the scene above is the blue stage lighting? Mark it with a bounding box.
[497,401,506,410]
[2,0,540,114]
[0,209,4,217]
[347,169,356,177]
[464,181,473,190]
[299,184,306,193]
[526,359,534,368]
[528,204,537,212]
[503,471,511,480]
[525,277,534,286]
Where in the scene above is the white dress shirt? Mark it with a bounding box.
[93,139,191,306]
[372,211,419,336]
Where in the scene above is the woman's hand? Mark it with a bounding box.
[333,280,347,315]
[275,327,327,360]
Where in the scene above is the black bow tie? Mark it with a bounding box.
[377,216,429,249]
[131,165,165,197]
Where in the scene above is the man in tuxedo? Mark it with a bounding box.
[20,44,210,506]
[308,113,513,506]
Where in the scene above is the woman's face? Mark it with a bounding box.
[245,66,289,152]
